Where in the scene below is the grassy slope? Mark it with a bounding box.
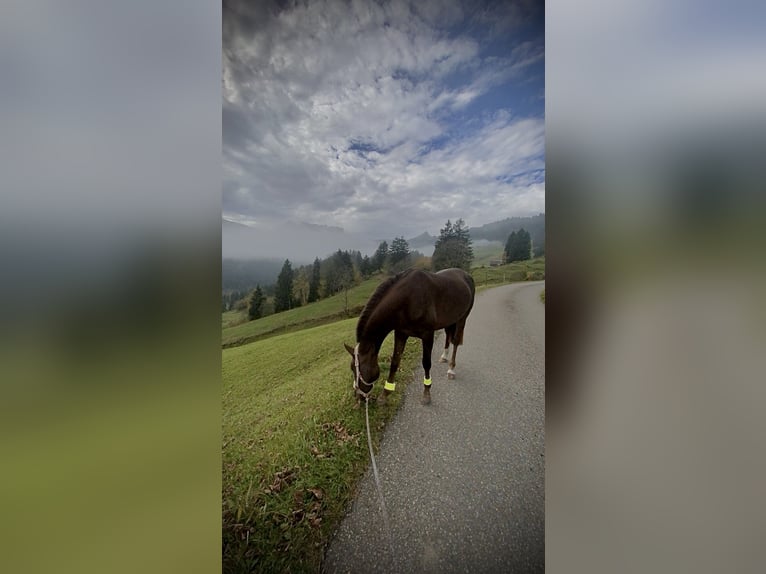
[222,319,420,573]
[222,277,382,348]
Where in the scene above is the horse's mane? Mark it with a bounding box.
[356,268,416,341]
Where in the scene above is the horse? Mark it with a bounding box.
[344,267,475,406]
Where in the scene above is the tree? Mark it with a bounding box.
[432,218,474,271]
[292,265,309,307]
[360,255,372,278]
[388,236,410,271]
[371,241,388,272]
[308,257,321,303]
[335,250,355,313]
[247,285,265,320]
[274,259,294,313]
[504,228,532,263]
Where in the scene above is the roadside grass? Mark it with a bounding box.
[471,256,545,293]
[222,277,383,348]
[222,319,420,574]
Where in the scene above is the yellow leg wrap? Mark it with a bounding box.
[384,381,396,391]
[423,378,432,386]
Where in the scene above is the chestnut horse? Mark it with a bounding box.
[344,267,475,406]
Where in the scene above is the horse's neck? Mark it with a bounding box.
[359,312,393,353]
[359,330,387,355]
[359,285,401,349]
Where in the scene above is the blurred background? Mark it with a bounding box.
[1,1,764,573]
[0,1,221,573]
[546,0,766,572]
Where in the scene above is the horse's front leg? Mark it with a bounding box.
[377,331,408,405]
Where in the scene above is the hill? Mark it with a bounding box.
[222,276,383,348]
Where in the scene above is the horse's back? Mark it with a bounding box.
[434,268,475,299]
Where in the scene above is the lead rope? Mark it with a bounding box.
[364,396,396,561]
[354,345,395,561]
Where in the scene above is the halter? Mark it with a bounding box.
[352,343,374,400]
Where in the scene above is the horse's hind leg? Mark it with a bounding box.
[440,326,454,363]
[447,318,468,379]
[447,344,458,379]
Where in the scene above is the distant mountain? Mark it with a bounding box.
[407,231,437,249]
[468,214,545,248]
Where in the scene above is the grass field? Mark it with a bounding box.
[471,241,505,267]
[222,319,420,573]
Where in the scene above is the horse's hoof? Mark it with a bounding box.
[352,399,361,410]
[421,394,431,405]
[439,357,448,363]
[447,372,456,380]
[376,394,388,406]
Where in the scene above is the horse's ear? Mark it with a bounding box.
[344,343,355,356]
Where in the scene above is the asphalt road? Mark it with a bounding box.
[323,281,545,574]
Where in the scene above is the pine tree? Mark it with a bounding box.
[504,231,517,263]
[372,241,388,272]
[360,255,372,278]
[247,285,265,320]
[308,257,321,303]
[388,237,410,271]
[432,218,474,271]
[504,228,531,263]
[274,259,294,313]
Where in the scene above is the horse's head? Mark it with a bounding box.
[344,342,380,398]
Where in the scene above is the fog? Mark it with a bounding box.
[222,218,383,262]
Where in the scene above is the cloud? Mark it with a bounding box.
[223,0,544,257]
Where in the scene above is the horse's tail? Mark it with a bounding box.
[453,270,476,346]
[465,271,476,300]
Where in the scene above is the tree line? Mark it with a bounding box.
[233,217,539,321]
[241,236,434,321]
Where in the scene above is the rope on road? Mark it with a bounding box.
[364,397,396,562]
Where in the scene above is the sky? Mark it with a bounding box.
[222,0,544,259]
